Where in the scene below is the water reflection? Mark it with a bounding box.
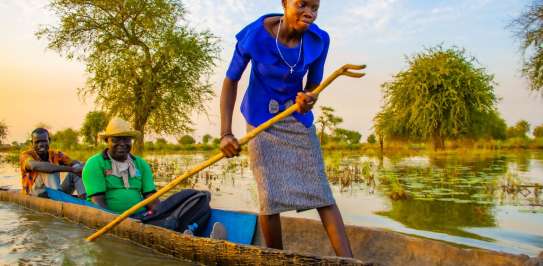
[377,200,496,241]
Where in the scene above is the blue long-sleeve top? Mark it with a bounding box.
[226,13,330,128]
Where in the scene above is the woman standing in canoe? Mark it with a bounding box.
[219,0,353,257]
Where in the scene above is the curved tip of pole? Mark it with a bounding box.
[341,64,366,78]
[343,72,365,78]
[343,64,366,70]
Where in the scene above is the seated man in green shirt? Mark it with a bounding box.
[83,117,226,239]
[82,117,159,214]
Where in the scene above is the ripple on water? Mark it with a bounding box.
[0,202,196,265]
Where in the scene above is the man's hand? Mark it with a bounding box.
[71,163,84,175]
[144,192,160,212]
[91,195,108,209]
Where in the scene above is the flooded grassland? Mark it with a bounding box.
[0,150,542,264]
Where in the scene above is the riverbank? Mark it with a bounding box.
[2,137,543,164]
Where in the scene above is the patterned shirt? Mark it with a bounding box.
[20,149,73,195]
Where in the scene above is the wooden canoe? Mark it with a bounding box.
[0,190,540,266]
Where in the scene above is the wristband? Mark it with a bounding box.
[220,133,234,141]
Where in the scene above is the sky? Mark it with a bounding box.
[0,0,542,143]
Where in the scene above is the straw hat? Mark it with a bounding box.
[98,117,140,139]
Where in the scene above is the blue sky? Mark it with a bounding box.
[0,0,542,142]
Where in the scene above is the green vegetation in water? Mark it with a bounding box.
[3,144,540,209]
[378,171,410,200]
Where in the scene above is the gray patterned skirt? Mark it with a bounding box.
[247,116,336,215]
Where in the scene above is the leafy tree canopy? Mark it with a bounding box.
[534,124,543,138]
[202,134,212,144]
[507,120,531,139]
[316,106,343,143]
[468,110,507,140]
[178,135,195,145]
[80,111,108,146]
[374,46,498,149]
[51,128,79,150]
[155,138,168,145]
[367,134,377,144]
[0,120,7,145]
[332,128,361,145]
[37,0,220,152]
[510,0,543,93]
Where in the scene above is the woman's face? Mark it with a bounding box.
[283,0,320,32]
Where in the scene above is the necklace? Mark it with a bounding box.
[275,18,303,75]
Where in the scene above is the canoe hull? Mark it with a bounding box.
[271,216,537,266]
[1,190,540,266]
[0,190,367,265]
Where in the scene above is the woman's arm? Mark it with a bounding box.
[297,31,330,113]
[219,77,241,157]
[220,77,238,138]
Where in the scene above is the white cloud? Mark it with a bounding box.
[348,0,398,31]
[181,1,269,44]
[325,0,496,45]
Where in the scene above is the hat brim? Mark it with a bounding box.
[98,131,140,139]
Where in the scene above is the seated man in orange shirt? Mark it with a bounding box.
[20,128,86,198]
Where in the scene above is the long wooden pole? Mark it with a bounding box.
[85,64,366,242]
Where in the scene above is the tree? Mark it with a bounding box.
[0,120,7,145]
[51,128,79,150]
[468,110,507,140]
[332,128,361,145]
[155,138,168,146]
[178,135,195,145]
[507,120,531,138]
[367,134,376,144]
[37,0,219,153]
[375,46,498,149]
[202,134,212,145]
[485,113,508,140]
[212,138,220,146]
[534,124,543,137]
[80,111,108,146]
[510,0,543,93]
[316,106,343,143]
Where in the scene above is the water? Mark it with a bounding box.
[0,150,542,264]
[0,202,193,265]
[145,151,543,256]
